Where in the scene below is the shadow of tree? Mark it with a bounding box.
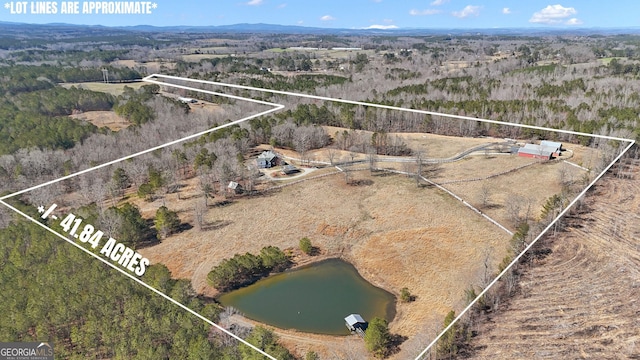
[386,333,408,358]
[200,220,233,231]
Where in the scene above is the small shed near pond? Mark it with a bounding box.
[345,314,368,336]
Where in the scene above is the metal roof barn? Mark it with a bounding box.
[518,144,553,160]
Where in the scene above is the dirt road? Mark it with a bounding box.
[225,314,366,358]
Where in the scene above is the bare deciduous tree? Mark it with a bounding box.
[326,147,337,166]
[505,193,526,226]
[193,198,206,231]
[98,207,122,239]
[366,146,378,173]
[478,182,492,209]
[198,172,216,207]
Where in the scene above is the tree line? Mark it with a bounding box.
[0,65,141,96]
[207,246,291,292]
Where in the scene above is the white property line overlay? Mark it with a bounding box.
[413,139,636,360]
[0,199,277,360]
[0,94,283,201]
[147,75,637,360]
[0,73,635,360]
[0,89,283,359]
[147,73,633,143]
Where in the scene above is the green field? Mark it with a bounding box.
[599,56,627,65]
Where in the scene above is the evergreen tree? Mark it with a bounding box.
[299,237,313,255]
[112,168,131,196]
[112,203,153,247]
[437,310,460,358]
[240,326,294,360]
[364,317,391,358]
[155,206,181,239]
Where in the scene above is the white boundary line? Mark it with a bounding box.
[0,199,278,360]
[413,139,635,360]
[0,99,283,200]
[147,75,636,360]
[0,85,283,359]
[146,73,632,142]
[1,73,635,360]
[563,159,590,172]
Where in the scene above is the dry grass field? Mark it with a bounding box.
[461,161,640,359]
[70,111,130,131]
[322,126,499,159]
[130,132,599,358]
[185,100,223,116]
[61,81,146,96]
[181,54,232,62]
[137,170,510,342]
[263,48,376,60]
[440,154,588,230]
[318,127,596,232]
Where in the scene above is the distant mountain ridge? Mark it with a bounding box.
[1,20,640,36]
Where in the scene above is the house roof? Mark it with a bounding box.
[345,314,366,326]
[258,150,277,162]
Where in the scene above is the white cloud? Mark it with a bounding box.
[502,7,511,15]
[320,15,335,21]
[297,20,303,24]
[277,3,286,8]
[529,4,577,24]
[409,9,441,16]
[383,18,394,23]
[247,0,263,5]
[364,24,399,29]
[452,5,481,19]
[371,0,383,2]
[430,0,449,5]
[566,17,583,25]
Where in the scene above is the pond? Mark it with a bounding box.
[218,258,396,335]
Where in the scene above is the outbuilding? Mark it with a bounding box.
[281,165,298,175]
[178,97,197,103]
[345,314,368,335]
[517,143,553,160]
[540,140,562,156]
[227,181,243,194]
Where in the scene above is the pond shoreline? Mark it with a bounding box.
[217,256,397,335]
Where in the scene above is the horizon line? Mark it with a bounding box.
[2,20,640,32]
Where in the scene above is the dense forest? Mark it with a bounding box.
[1,24,640,359]
[0,64,147,155]
[0,202,293,359]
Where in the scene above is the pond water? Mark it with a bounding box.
[218,258,396,335]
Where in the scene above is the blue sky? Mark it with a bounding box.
[1,1,639,29]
